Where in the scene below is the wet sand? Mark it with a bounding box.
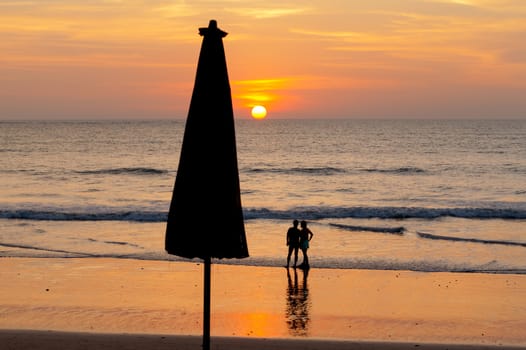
[0,258,525,349]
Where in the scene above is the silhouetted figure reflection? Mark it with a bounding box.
[285,267,310,336]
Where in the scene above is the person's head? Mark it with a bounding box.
[293,219,299,227]
[300,220,307,228]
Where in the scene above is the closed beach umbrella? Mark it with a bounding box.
[165,20,249,350]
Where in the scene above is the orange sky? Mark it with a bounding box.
[1,0,525,119]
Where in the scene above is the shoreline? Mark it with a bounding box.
[1,330,525,350]
[1,257,525,347]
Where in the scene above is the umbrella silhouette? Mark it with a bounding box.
[165,20,249,350]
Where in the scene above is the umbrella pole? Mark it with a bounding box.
[203,256,211,350]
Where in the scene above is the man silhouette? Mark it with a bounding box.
[286,220,301,268]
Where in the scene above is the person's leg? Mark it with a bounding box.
[293,247,299,267]
[287,246,293,267]
[300,247,307,266]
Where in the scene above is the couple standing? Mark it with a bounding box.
[286,220,314,269]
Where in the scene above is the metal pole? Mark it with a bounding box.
[203,256,211,350]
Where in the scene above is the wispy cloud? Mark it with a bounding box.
[290,28,366,40]
[227,6,311,19]
[153,2,201,18]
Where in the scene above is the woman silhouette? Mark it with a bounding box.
[298,220,314,269]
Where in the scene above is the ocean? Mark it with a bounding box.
[1,119,525,274]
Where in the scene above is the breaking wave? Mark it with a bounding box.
[244,206,526,220]
[245,166,428,176]
[76,167,169,176]
[1,205,525,222]
[360,167,426,174]
[246,167,345,175]
[417,232,526,247]
[0,209,166,222]
[329,223,405,234]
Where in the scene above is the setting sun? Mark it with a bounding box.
[251,106,267,119]
[251,105,267,119]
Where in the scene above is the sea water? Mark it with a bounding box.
[1,119,525,274]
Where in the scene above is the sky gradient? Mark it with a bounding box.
[1,0,526,119]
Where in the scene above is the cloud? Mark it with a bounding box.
[227,6,310,19]
[2,0,525,119]
[153,2,201,18]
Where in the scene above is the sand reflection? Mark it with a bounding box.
[285,267,310,336]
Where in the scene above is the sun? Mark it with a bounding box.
[251,105,267,119]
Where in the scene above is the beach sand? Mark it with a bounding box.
[1,258,525,349]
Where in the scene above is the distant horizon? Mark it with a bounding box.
[2,116,525,122]
[1,1,525,120]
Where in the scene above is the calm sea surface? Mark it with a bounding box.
[1,119,525,274]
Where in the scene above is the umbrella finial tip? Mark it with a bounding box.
[199,19,227,37]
